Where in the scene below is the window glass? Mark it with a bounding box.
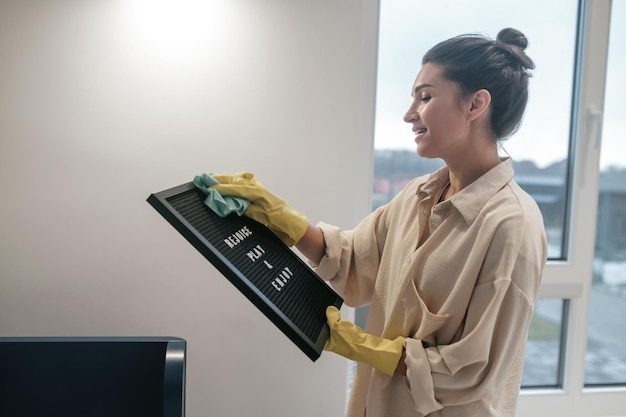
[522,299,567,388]
[584,0,626,386]
[374,0,578,259]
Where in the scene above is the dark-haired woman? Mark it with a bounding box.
[208,28,547,417]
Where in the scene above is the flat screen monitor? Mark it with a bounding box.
[0,337,186,417]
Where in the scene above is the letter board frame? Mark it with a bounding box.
[147,182,343,361]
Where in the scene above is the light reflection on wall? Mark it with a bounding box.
[116,0,244,78]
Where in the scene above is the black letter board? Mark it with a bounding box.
[147,183,342,361]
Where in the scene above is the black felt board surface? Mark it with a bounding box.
[147,182,343,361]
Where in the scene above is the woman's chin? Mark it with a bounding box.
[415,145,432,159]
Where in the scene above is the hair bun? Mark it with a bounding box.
[496,28,535,70]
[497,28,528,49]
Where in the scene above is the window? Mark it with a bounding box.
[374,0,577,259]
[372,0,578,389]
[522,299,568,388]
[364,0,625,415]
[584,0,626,387]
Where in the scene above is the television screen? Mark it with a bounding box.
[0,337,185,417]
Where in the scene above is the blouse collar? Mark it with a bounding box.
[416,158,515,225]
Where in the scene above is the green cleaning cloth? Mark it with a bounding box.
[193,173,250,217]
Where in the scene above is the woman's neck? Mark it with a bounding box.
[443,143,501,199]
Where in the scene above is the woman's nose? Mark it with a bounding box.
[403,104,417,123]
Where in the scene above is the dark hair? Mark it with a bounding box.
[422,28,535,139]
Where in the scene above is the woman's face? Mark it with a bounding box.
[403,63,472,160]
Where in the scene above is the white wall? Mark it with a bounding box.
[0,1,379,416]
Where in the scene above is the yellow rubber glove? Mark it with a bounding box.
[324,306,406,376]
[210,172,308,247]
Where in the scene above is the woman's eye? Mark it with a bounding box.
[420,95,431,103]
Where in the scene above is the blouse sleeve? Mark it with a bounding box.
[312,175,426,307]
[313,204,389,308]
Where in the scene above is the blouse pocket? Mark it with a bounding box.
[397,279,450,346]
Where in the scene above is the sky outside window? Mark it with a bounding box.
[374,0,579,168]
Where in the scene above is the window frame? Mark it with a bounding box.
[517,0,626,415]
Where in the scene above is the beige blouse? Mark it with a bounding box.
[315,158,547,417]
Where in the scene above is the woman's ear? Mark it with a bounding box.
[467,89,491,121]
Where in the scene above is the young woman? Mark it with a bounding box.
[209,28,547,417]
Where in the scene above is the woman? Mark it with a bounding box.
[209,28,547,417]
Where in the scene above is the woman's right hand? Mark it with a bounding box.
[210,172,309,247]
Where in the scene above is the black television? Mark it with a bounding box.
[0,336,186,417]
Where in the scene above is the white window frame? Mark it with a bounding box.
[516,0,626,415]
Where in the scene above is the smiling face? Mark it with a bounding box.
[403,63,473,161]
